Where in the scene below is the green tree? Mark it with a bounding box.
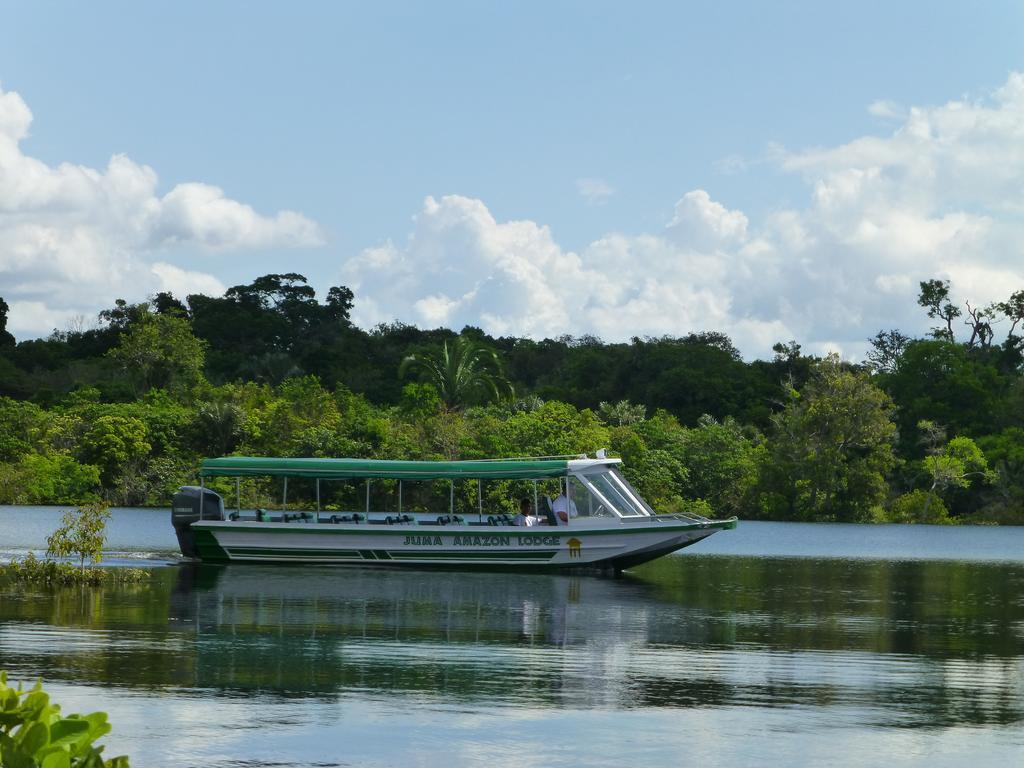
[916,278,1024,352]
[0,397,48,461]
[675,415,764,517]
[78,415,151,494]
[468,400,609,459]
[879,339,1005,447]
[193,401,247,457]
[245,376,342,457]
[597,400,647,426]
[917,423,995,521]
[398,382,443,421]
[46,502,111,574]
[0,296,15,347]
[918,279,961,341]
[399,336,513,410]
[15,453,100,504]
[888,489,952,524]
[976,426,1024,523]
[187,274,355,383]
[865,329,911,374]
[107,312,207,396]
[760,355,898,521]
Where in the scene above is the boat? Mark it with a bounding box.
[171,455,737,573]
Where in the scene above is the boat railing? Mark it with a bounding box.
[222,507,548,527]
[469,453,587,462]
[642,508,716,525]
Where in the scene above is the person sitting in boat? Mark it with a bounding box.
[513,497,539,527]
[551,488,578,526]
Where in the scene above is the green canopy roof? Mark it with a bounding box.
[200,457,573,481]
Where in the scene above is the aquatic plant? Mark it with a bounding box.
[2,553,148,586]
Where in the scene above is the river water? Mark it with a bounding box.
[1,507,1022,767]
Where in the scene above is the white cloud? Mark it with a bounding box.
[575,177,614,206]
[867,99,905,120]
[714,153,748,175]
[0,86,31,142]
[0,82,323,340]
[343,73,1024,359]
[665,190,748,249]
[4,300,78,337]
[150,262,226,299]
[343,193,790,354]
[8,73,1024,359]
[153,183,321,249]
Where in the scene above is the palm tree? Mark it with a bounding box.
[399,336,513,410]
[196,401,246,456]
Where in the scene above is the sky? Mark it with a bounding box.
[1,1,1023,360]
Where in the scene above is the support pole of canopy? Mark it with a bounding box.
[283,477,288,512]
[365,480,370,515]
[236,478,241,517]
[316,479,320,513]
[450,481,454,515]
[533,480,539,520]
[199,477,205,521]
[477,479,483,522]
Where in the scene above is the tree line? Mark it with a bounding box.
[0,274,1021,524]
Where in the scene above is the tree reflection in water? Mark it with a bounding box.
[1,556,1022,731]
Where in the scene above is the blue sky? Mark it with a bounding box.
[2,1,1023,358]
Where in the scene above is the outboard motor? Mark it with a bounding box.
[172,486,225,558]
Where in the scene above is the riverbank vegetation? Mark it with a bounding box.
[0,274,1020,524]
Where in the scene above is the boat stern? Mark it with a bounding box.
[172,486,225,558]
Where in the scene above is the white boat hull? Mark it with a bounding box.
[188,517,737,571]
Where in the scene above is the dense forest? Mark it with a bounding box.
[1,274,1021,524]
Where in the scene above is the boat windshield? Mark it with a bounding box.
[571,468,652,518]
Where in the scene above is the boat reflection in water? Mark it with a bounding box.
[165,557,1024,728]
[169,563,729,706]
[2,549,1023,766]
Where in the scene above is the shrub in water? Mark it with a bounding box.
[2,502,149,586]
[46,503,111,575]
[3,553,148,586]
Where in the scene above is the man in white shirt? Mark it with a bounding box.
[513,498,538,527]
[551,488,578,526]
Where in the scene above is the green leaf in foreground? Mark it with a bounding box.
[0,671,129,767]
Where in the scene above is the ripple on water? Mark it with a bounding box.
[2,527,1023,767]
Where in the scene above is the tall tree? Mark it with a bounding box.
[880,339,1004,448]
[918,279,961,342]
[866,329,911,374]
[0,297,15,347]
[107,312,208,396]
[193,401,247,457]
[77,414,151,498]
[674,415,764,517]
[760,355,898,522]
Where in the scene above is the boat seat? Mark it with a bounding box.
[542,496,557,526]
